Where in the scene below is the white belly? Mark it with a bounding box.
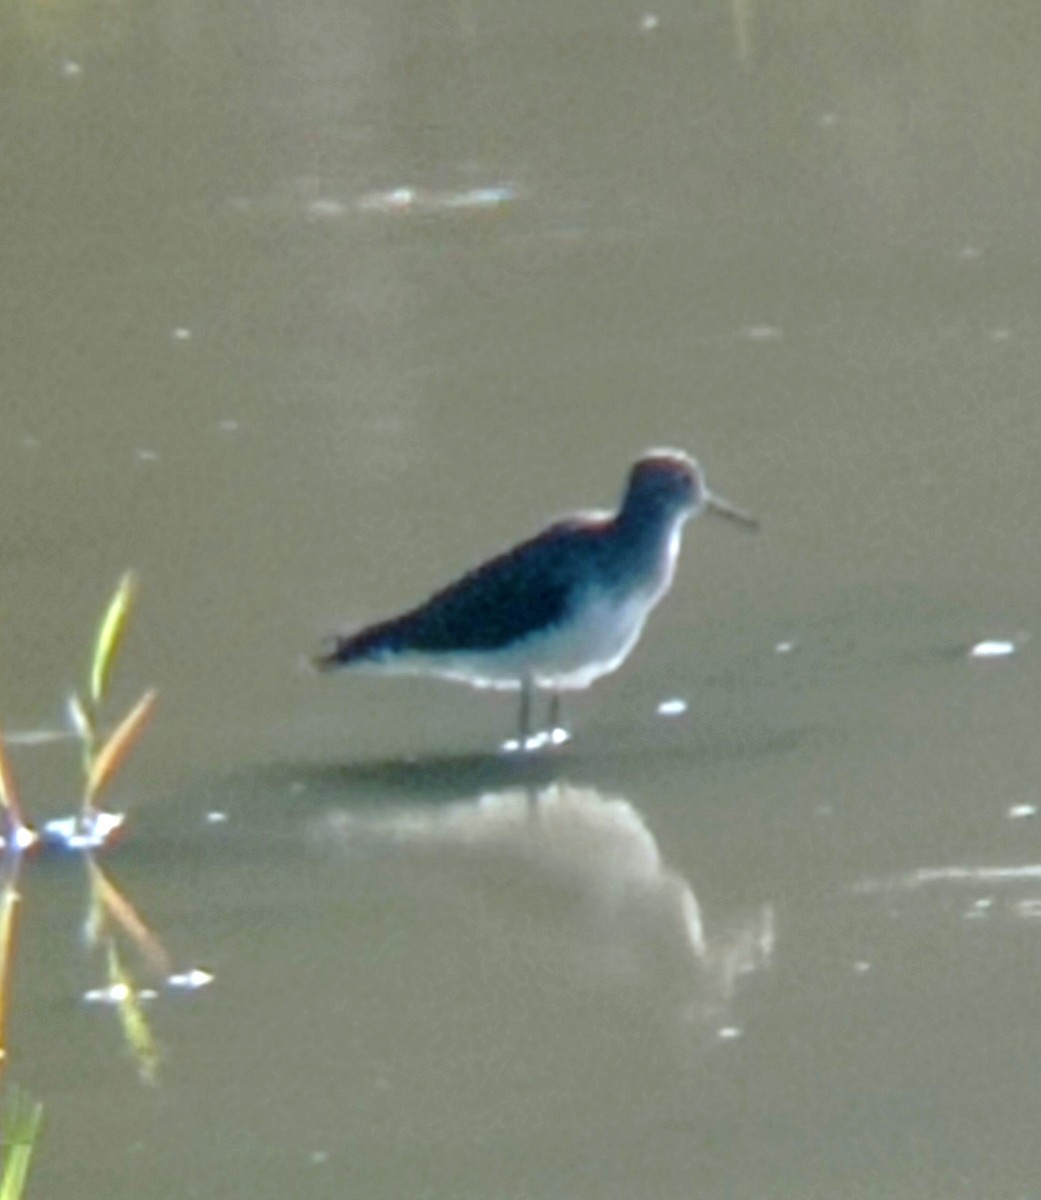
[367,590,659,692]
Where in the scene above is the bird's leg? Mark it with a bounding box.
[518,676,534,748]
[547,691,571,745]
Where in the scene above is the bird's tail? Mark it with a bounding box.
[312,618,403,671]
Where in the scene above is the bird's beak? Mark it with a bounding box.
[706,493,759,531]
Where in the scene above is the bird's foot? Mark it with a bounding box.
[500,726,571,754]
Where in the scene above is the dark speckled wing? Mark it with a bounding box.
[317,518,612,667]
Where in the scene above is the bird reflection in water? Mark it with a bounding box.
[310,783,773,1033]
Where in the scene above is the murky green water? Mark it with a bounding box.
[3,0,1041,1195]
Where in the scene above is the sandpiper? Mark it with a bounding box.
[314,449,758,748]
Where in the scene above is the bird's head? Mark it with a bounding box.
[623,449,758,530]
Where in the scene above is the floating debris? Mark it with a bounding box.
[639,13,660,31]
[0,824,39,852]
[774,640,796,654]
[1008,804,1038,820]
[990,328,1012,342]
[717,1026,742,1040]
[356,183,517,216]
[963,896,995,920]
[14,825,38,850]
[853,960,872,974]
[357,185,417,214]
[501,726,570,754]
[205,810,228,825]
[969,639,1018,659]
[817,112,838,128]
[134,449,159,463]
[83,982,157,1005]
[741,324,783,341]
[1011,898,1041,920]
[656,698,688,717]
[217,419,239,434]
[171,327,192,342]
[42,811,125,851]
[441,186,516,210]
[228,177,521,222]
[166,968,214,992]
[60,60,83,78]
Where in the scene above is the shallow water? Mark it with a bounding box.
[3,0,1041,1196]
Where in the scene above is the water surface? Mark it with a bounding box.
[3,1,1041,1196]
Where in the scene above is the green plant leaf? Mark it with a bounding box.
[0,1086,43,1200]
[90,572,138,707]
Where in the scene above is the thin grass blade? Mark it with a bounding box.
[0,729,26,833]
[84,689,157,810]
[0,1087,43,1200]
[82,863,105,949]
[106,940,161,1085]
[0,860,23,1069]
[87,858,170,976]
[66,690,96,747]
[90,572,138,707]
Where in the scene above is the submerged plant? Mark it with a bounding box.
[68,573,170,1082]
[0,572,214,1193]
[0,1086,43,1200]
[82,855,170,1085]
[0,574,191,1091]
